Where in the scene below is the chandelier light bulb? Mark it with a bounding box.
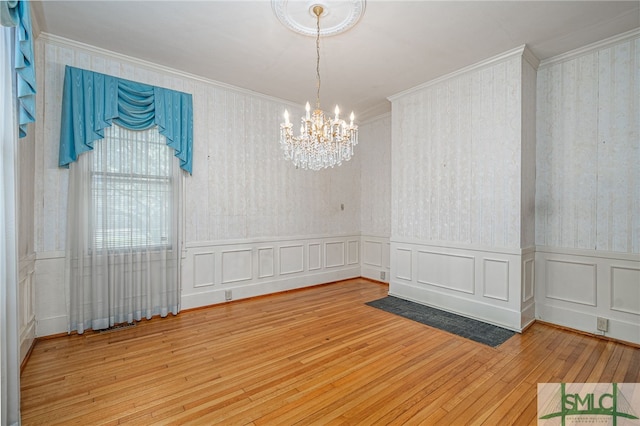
[278,4,359,171]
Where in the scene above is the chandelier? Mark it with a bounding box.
[279,5,358,171]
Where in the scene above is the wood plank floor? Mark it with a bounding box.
[20,279,640,425]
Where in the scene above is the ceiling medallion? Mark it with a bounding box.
[272,0,366,37]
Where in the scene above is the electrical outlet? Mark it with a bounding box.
[380,271,386,281]
[225,289,233,301]
[597,317,608,332]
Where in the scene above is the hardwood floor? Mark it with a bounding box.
[20,279,640,425]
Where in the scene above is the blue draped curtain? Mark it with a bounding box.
[58,66,193,174]
[60,66,191,334]
[1,0,36,138]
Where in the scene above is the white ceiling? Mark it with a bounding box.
[32,1,639,121]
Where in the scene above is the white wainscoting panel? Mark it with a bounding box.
[33,235,361,336]
[416,251,475,294]
[361,235,390,283]
[325,241,345,268]
[258,248,275,278]
[610,266,640,315]
[536,246,640,345]
[384,242,391,269]
[347,240,359,265]
[483,258,509,301]
[520,250,536,327]
[308,243,321,271]
[390,240,531,331]
[19,254,36,362]
[545,259,596,306]
[221,249,253,284]
[280,245,304,275]
[363,240,383,267]
[180,235,360,312]
[193,252,215,288]
[33,254,68,337]
[523,257,535,302]
[395,248,412,281]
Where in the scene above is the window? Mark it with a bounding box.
[91,125,174,251]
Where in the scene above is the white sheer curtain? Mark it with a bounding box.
[1,24,21,426]
[66,125,182,334]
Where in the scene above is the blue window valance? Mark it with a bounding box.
[58,66,193,174]
[1,0,37,138]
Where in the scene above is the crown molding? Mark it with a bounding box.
[522,45,540,70]
[36,32,301,109]
[388,45,527,102]
[539,28,640,69]
[360,111,391,125]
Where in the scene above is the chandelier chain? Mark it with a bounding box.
[315,8,321,110]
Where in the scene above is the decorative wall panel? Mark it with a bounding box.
[280,245,304,275]
[610,266,640,315]
[390,241,527,331]
[363,240,383,267]
[523,258,535,302]
[347,240,359,265]
[361,235,391,283]
[483,258,509,301]
[221,249,252,284]
[535,246,639,344]
[193,252,215,288]
[545,259,596,306]
[395,248,412,281]
[416,251,475,294]
[19,256,35,362]
[258,247,274,278]
[308,243,321,271]
[325,242,345,268]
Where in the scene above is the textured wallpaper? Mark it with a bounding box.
[536,37,639,253]
[359,114,391,237]
[391,56,523,248]
[34,38,361,253]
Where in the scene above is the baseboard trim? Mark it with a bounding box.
[389,283,525,332]
[20,339,37,376]
[537,320,640,349]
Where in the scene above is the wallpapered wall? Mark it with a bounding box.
[536,37,639,254]
[34,37,361,254]
[533,33,639,344]
[359,113,391,238]
[391,56,524,248]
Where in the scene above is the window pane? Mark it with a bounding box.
[91,126,172,250]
